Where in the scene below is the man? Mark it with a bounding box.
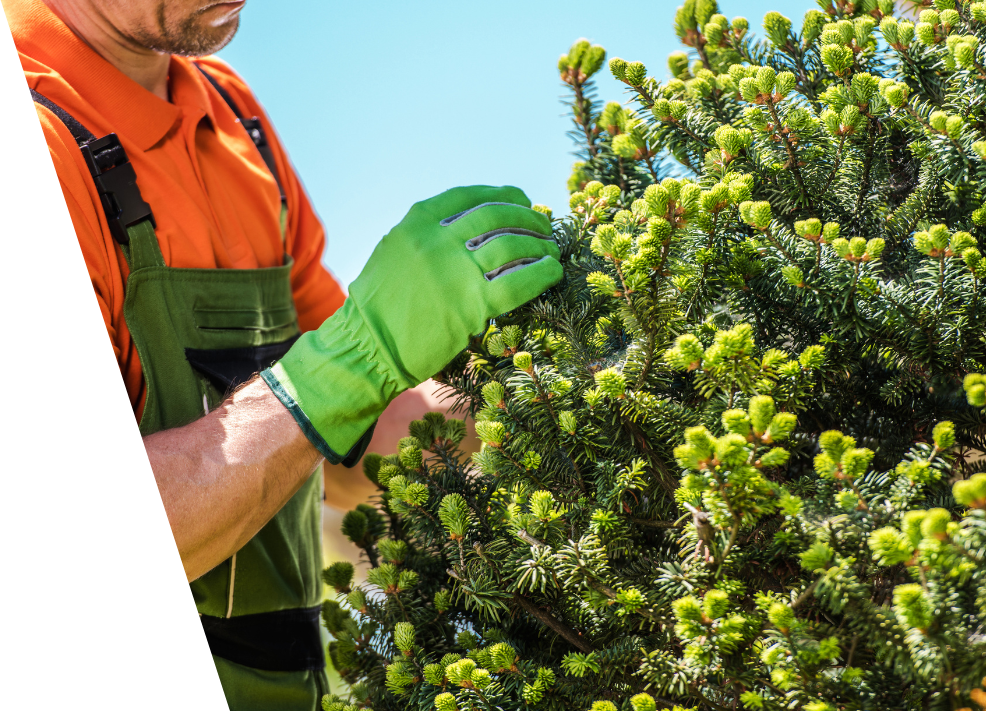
[5,0,563,707]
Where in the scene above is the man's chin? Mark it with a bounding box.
[166,17,239,57]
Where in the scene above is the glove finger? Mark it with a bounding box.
[445,202,552,245]
[471,232,561,274]
[482,255,563,317]
[416,185,531,223]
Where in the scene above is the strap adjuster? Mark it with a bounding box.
[239,118,286,205]
[81,134,155,245]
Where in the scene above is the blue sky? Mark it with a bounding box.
[219,0,814,285]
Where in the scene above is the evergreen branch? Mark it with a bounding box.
[512,593,595,653]
[765,99,813,211]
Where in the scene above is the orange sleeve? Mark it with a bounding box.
[195,56,348,333]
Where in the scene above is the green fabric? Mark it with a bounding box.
[264,185,562,457]
[212,658,328,711]
[120,218,328,708]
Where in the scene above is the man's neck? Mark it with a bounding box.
[42,0,171,101]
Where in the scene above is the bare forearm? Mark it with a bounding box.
[144,378,322,582]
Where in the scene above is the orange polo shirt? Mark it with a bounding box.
[4,0,347,420]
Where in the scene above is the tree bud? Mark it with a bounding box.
[884,83,908,108]
[686,78,712,98]
[625,61,647,85]
[559,410,578,434]
[609,57,628,81]
[821,44,854,75]
[704,21,724,46]
[840,105,861,131]
[782,265,804,287]
[567,39,590,68]
[800,540,835,571]
[775,71,796,97]
[929,224,951,250]
[932,420,956,450]
[434,692,458,711]
[865,238,886,259]
[475,421,506,447]
[756,66,776,95]
[394,621,416,652]
[898,20,915,45]
[920,507,951,538]
[767,413,797,442]
[881,16,899,45]
[946,115,965,138]
[668,51,690,79]
[763,11,792,49]
[951,231,976,255]
[612,133,643,159]
[722,409,751,436]
[854,16,875,47]
[821,109,840,136]
[657,181,683,207]
[803,10,827,43]
[869,527,912,566]
[749,201,773,230]
[851,72,878,104]
[595,367,627,398]
[739,76,759,102]
[821,28,843,47]
[713,125,742,155]
[834,19,853,44]
[363,452,383,484]
[893,583,933,631]
[587,271,619,297]
[672,595,703,622]
[953,472,986,506]
[399,443,423,471]
[581,45,607,77]
[916,22,936,46]
[768,602,795,631]
[514,351,533,373]
[703,589,730,619]
[760,447,790,467]
[322,561,355,593]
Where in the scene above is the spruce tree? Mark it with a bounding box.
[320,2,986,710]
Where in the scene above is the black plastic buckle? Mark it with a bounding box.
[239,117,267,149]
[239,118,286,204]
[80,134,155,245]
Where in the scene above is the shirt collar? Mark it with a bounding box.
[7,0,217,152]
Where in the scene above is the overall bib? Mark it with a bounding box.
[33,74,343,710]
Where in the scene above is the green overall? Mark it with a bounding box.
[32,81,337,710]
[123,220,328,710]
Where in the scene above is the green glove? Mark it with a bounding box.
[262,185,562,463]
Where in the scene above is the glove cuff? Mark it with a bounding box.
[261,298,405,465]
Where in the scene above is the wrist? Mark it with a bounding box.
[261,299,405,464]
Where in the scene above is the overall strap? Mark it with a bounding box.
[195,65,288,239]
[31,90,164,272]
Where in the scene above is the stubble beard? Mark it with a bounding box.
[128,3,240,57]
